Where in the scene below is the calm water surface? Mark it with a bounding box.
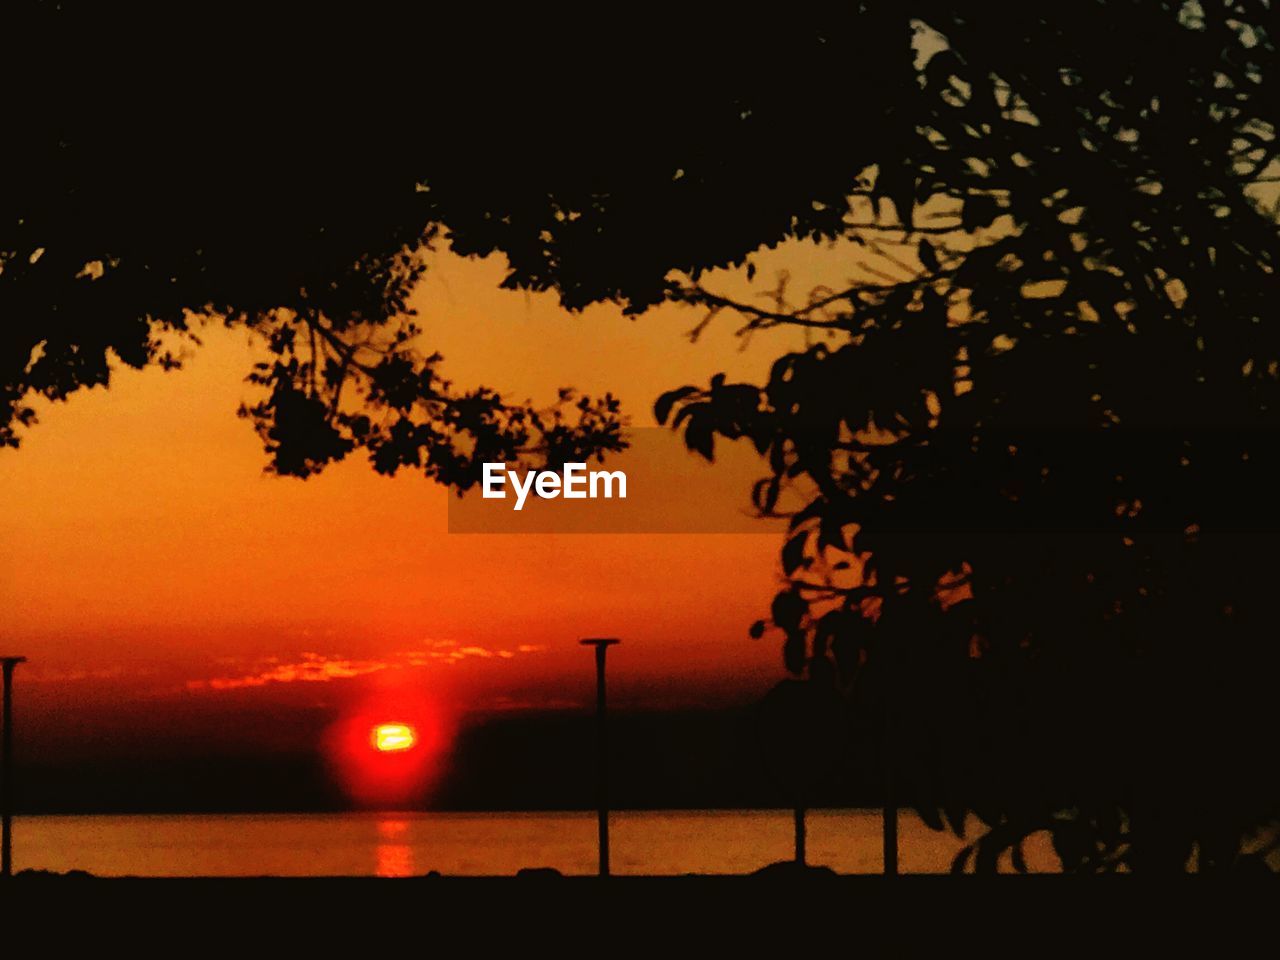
[16,809,1059,876]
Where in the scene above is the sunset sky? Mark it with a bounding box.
[0,239,838,783]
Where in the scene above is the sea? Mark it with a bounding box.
[13,809,1059,876]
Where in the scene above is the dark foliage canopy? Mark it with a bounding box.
[3,4,901,479]
[655,2,1280,872]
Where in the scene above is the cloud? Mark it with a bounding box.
[26,666,131,684]
[187,642,545,691]
[187,653,390,691]
[400,641,527,667]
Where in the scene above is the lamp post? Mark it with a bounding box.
[580,638,619,877]
[1,656,26,879]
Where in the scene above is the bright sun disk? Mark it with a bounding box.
[373,723,416,752]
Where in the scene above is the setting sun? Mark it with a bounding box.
[373,723,416,753]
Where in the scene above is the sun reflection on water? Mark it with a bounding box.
[374,818,415,878]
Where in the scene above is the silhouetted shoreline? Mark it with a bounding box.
[5,867,1274,955]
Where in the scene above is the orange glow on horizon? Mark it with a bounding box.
[0,243,815,725]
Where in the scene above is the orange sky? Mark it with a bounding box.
[0,240,835,743]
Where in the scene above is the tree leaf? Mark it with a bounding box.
[918,239,940,274]
[654,386,697,425]
[782,530,811,574]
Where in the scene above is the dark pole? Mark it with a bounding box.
[580,638,619,877]
[883,639,898,877]
[883,737,898,877]
[794,804,807,865]
[1,656,27,879]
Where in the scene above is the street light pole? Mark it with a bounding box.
[580,638,619,877]
[883,632,899,878]
[1,656,27,879]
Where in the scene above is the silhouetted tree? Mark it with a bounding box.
[2,5,906,480]
[658,3,1280,872]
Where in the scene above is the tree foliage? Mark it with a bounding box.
[3,4,901,478]
[655,2,1280,872]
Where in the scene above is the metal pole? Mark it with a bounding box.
[794,804,807,865]
[883,765,898,877]
[580,638,618,877]
[883,645,898,877]
[1,656,27,879]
